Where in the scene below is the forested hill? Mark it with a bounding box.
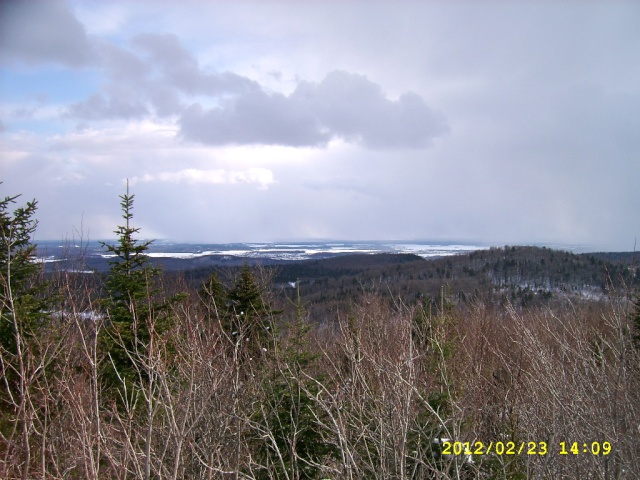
[265,245,637,292]
[50,244,638,314]
[582,250,640,266]
[177,246,639,319]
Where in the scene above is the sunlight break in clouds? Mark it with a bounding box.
[130,168,275,190]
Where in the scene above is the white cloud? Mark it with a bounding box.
[130,168,274,190]
[56,27,448,150]
[73,2,129,36]
[179,70,448,149]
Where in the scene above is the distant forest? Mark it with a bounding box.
[178,245,639,323]
[2,188,639,479]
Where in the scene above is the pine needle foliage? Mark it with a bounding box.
[0,193,41,351]
[0,191,49,367]
[99,182,160,390]
[251,287,336,479]
[0,189,52,475]
[199,270,228,324]
[227,264,272,350]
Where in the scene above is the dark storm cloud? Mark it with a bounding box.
[0,0,91,66]
[179,70,449,148]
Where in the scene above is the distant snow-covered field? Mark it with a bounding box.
[37,240,493,264]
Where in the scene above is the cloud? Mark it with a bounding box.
[295,71,449,149]
[67,93,149,120]
[0,0,91,66]
[180,70,448,149]
[65,33,259,120]
[4,1,637,249]
[179,91,328,147]
[54,29,447,150]
[131,168,274,189]
[99,41,150,83]
[131,33,258,96]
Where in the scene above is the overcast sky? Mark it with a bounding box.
[1,1,639,251]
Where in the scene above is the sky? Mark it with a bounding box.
[1,0,639,251]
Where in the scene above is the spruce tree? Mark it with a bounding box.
[0,193,42,356]
[0,192,50,371]
[227,264,270,346]
[228,264,266,316]
[100,183,159,389]
[252,285,336,479]
[199,270,228,323]
[0,190,50,475]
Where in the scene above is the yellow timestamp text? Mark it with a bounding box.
[559,441,612,456]
[441,441,612,456]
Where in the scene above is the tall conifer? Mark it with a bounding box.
[0,189,50,478]
[0,193,43,356]
[199,271,228,323]
[100,182,159,389]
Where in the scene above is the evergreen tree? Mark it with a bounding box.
[99,183,160,389]
[0,192,50,371]
[199,270,228,323]
[251,287,336,479]
[228,264,266,317]
[227,264,271,348]
[0,190,50,475]
[0,192,43,356]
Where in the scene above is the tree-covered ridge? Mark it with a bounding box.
[1,185,639,479]
[244,245,636,320]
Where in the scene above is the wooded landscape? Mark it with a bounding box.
[2,188,639,479]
